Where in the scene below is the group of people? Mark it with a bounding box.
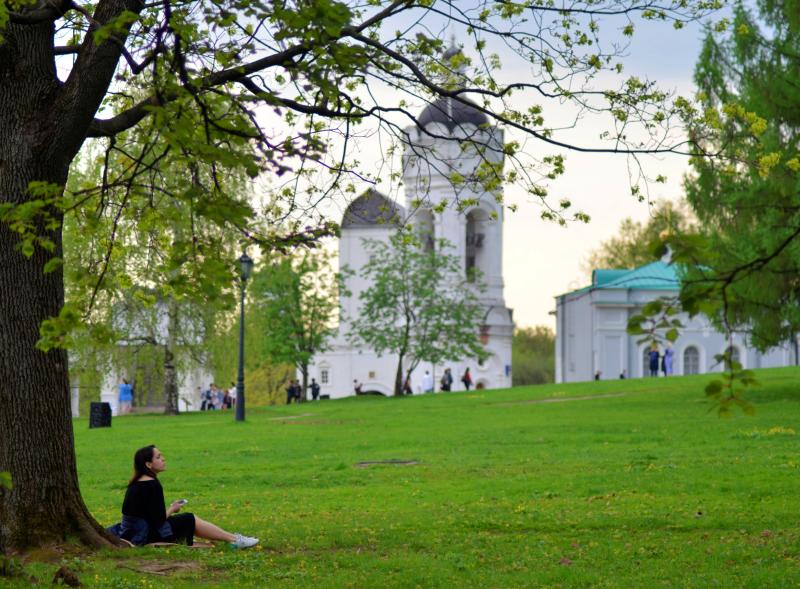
[286,378,321,404]
[595,342,676,381]
[201,383,236,411]
[648,342,675,377]
[399,367,473,394]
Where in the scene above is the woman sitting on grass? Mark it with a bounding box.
[110,445,258,549]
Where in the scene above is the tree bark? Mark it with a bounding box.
[300,364,308,403]
[0,21,118,552]
[163,300,179,415]
[394,354,404,396]
[163,351,178,415]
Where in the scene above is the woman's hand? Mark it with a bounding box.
[168,500,183,515]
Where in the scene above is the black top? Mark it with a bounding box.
[122,479,167,531]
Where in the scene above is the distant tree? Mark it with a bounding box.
[674,0,800,353]
[249,250,340,402]
[348,229,487,396]
[204,308,294,407]
[60,146,243,415]
[634,1,800,414]
[583,200,694,275]
[512,326,555,386]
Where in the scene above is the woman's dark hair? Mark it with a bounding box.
[129,444,158,485]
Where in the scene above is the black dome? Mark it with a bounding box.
[417,96,489,131]
[341,190,403,229]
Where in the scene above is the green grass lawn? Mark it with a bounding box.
[16,367,800,587]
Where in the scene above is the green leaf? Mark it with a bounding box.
[704,380,723,397]
[43,257,63,274]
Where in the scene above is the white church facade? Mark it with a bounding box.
[307,90,513,398]
[555,259,799,383]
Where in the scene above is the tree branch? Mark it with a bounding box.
[8,0,71,23]
[86,0,410,137]
[54,0,146,156]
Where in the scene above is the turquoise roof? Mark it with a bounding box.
[558,260,679,298]
[600,260,679,290]
[592,269,630,286]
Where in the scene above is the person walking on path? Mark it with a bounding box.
[403,375,413,395]
[108,445,258,548]
[200,385,212,411]
[440,368,453,392]
[422,371,434,394]
[663,342,674,376]
[648,344,660,377]
[309,378,321,401]
[118,379,133,414]
[205,384,218,410]
[461,368,473,391]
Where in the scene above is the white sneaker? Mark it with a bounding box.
[231,533,259,549]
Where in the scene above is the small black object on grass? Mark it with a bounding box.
[355,459,419,468]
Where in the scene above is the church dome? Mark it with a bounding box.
[417,96,489,131]
[341,189,404,229]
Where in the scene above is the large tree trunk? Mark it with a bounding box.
[0,152,112,551]
[0,21,116,552]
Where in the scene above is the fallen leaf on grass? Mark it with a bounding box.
[120,561,202,576]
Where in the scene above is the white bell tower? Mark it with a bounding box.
[401,45,513,390]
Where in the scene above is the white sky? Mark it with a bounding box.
[503,18,706,329]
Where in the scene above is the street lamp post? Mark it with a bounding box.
[235,251,254,422]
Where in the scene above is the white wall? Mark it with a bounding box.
[556,286,800,383]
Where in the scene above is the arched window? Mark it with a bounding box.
[465,208,489,281]
[683,346,700,375]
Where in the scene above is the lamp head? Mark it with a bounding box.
[238,252,254,281]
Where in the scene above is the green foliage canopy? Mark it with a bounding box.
[511,325,555,386]
[672,0,800,353]
[249,249,340,400]
[630,1,800,414]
